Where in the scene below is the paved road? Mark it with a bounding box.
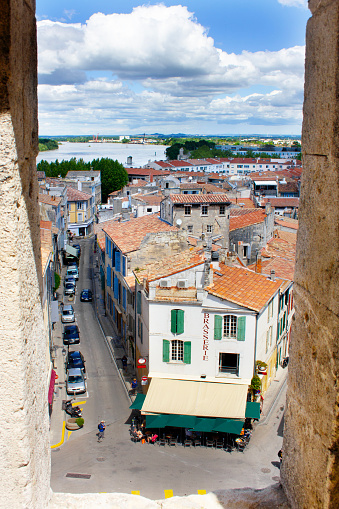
[51,238,285,500]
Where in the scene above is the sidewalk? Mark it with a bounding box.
[258,364,288,426]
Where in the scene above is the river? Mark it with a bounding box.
[36,142,169,168]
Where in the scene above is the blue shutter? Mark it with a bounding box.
[214,315,222,340]
[116,251,121,273]
[107,265,111,287]
[122,256,126,276]
[105,236,109,254]
[112,247,115,268]
[123,287,127,310]
[114,275,119,300]
[137,291,141,314]
[237,316,246,341]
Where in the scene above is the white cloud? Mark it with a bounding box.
[37,4,305,134]
[277,0,308,7]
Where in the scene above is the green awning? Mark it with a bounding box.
[212,419,244,435]
[165,414,196,428]
[192,418,216,432]
[129,393,146,410]
[245,402,261,420]
[146,414,169,428]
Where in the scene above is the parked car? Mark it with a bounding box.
[64,282,76,295]
[64,276,76,287]
[80,289,93,302]
[61,304,75,323]
[66,368,86,395]
[66,351,86,376]
[63,324,80,345]
[66,267,78,280]
[73,244,81,256]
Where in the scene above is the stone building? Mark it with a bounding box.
[160,194,231,246]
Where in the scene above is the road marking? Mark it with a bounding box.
[67,431,72,440]
[51,421,66,449]
[198,490,207,495]
[164,490,173,499]
[131,491,140,496]
[73,400,87,406]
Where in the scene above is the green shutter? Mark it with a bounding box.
[214,315,222,340]
[237,316,246,341]
[184,341,191,364]
[171,309,177,333]
[177,309,184,335]
[163,340,170,362]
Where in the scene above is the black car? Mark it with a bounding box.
[66,350,86,374]
[63,324,80,345]
[80,289,93,302]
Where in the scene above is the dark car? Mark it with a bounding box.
[63,324,80,345]
[66,350,86,375]
[80,289,93,302]
[64,282,76,295]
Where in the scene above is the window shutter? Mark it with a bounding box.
[112,247,115,268]
[123,287,127,310]
[122,256,126,276]
[214,315,222,340]
[137,291,141,314]
[115,251,121,272]
[171,309,177,333]
[114,275,119,300]
[140,322,143,343]
[177,309,184,334]
[237,316,246,341]
[107,265,111,288]
[163,340,170,362]
[184,341,191,364]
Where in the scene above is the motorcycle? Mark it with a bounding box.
[64,399,82,418]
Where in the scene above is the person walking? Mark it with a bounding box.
[121,356,127,371]
[98,420,106,442]
[131,378,138,394]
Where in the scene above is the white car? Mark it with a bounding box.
[66,368,86,395]
[61,304,75,323]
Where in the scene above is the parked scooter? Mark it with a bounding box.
[64,399,82,418]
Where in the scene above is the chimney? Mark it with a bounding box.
[270,269,275,281]
[77,180,82,191]
[256,254,262,273]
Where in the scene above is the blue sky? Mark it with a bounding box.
[36,1,310,136]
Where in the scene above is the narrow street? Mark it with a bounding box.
[51,238,285,500]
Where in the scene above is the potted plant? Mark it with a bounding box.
[256,360,268,374]
[249,375,262,400]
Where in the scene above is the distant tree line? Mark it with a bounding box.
[38,138,59,152]
[37,157,128,202]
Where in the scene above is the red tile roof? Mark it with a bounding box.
[206,264,283,312]
[103,214,177,254]
[230,210,266,231]
[67,187,91,202]
[39,193,62,206]
[169,194,230,204]
[274,217,299,229]
[228,198,256,208]
[263,198,299,208]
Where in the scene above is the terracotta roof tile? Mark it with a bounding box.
[228,198,256,208]
[274,217,299,229]
[134,194,163,205]
[39,193,61,206]
[230,209,266,231]
[134,246,205,282]
[263,198,299,208]
[67,187,91,202]
[103,214,177,254]
[206,264,283,312]
[169,194,230,204]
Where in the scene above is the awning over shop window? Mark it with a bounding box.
[212,418,244,435]
[144,413,245,435]
[165,414,197,429]
[66,244,78,257]
[245,401,261,419]
[141,378,248,419]
[192,417,216,432]
[146,414,169,428]
[129,393,146,410]
[48,369,57,405]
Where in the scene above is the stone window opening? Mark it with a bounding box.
[219,353,239,375]
[184,205,191,215]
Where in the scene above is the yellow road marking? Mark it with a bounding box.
[73,400,87,406]
[198,490,207,495]
[131,491,140,495]
[67,431,72,440]
[164,490,173,499]
[51,421,66,449]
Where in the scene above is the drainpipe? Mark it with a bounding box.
[253,312,259,377]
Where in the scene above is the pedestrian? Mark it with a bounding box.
[98,420,106,442]
[131,378,137,393]
[278,449,283,465]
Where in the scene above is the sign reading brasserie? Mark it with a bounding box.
[203,313,209,361]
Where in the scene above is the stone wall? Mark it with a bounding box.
[281,1,339,508]
[0,1,51,507]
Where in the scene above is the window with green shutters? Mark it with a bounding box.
[214,315,222,340]
[171,309,184,334]
[163,339,170,362]
[237,316,246,341]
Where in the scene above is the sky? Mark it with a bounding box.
[36,0,310,136]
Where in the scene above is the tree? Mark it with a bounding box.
[92,158,128,202]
